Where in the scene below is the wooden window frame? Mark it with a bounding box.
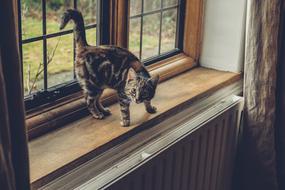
[110,0,204,60]
[26,0,205,140]
[128,0,184,65]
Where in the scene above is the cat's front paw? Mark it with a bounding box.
[120,119,130,127]
[91,112,105,119]
[146,106,157,114]
[102,107,111,116]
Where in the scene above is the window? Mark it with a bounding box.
[19,0,97,109]
[129,0,184,65]
[19,0,185,110]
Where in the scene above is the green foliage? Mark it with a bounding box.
[22,17,97,94]
[22,0,70,11]
[48,0,66,10]
[22,0,40,7]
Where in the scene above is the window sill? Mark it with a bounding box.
[28,66,241,188]
[26,53,196,139]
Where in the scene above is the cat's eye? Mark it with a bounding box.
[131,89,136,94]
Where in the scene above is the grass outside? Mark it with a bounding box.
[22,17,96,94]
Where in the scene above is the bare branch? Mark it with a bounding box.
[28,37,61,94]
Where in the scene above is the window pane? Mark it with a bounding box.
[144,0,160,12]
[161,9,177,53]
[23,41,44,95]
[130,0,142,16]
[46,1,73,34]
[142,13,160,60]
[163,0,178,7]
[129,18,141,58]
[78,0,97,25]
[47,34,74,88]
[21,0,42,39]
[86,28,97,46]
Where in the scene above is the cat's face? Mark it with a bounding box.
[126,75,159,104]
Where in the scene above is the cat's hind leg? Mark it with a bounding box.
[144,100,157,114]
[96,92,111,116]
[86,95,104,119]
[85,88,105,119]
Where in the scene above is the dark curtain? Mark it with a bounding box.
[234,0,285,190]
[0,0,30,190]
[276,1,285,190]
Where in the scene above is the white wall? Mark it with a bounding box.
[200,0,247,72]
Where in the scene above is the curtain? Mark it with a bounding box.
[0,0,30,190]
[276,1,285,190]
[234,0,284,190]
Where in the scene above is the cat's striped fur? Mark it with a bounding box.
[60,9,159,126]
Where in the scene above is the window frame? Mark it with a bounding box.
[24,0,204,139]
[20,0,186,111]
[110,0,203,64]
[128,0,186,65]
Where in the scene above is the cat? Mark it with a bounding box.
[59,9,159,127]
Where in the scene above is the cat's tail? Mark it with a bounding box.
[59,9,88,48]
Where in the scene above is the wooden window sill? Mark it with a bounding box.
[28,66,241,188]
[26,53,196,139]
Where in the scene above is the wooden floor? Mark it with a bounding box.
[28,67,241,184]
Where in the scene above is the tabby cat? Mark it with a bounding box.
[59,9,159,126]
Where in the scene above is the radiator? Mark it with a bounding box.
[77,96,244,190]
[41,93,244,190]
[105,99,243,190]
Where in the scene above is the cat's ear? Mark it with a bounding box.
[127,69,136,82]
[150,75,159,87]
